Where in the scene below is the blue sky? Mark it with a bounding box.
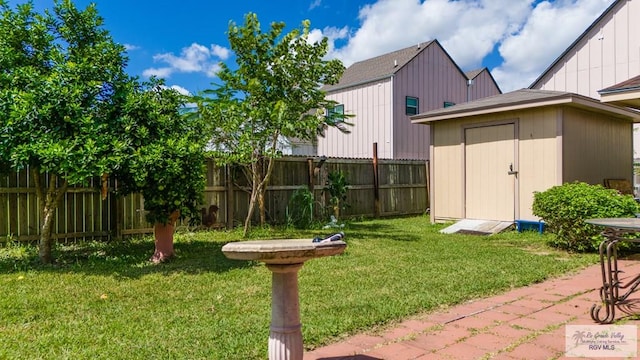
[11,0,614,93]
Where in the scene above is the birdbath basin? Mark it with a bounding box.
[222,238,346,360]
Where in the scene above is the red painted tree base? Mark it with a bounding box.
[150,211,180,264]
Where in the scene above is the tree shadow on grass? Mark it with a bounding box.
[0,238,258,278]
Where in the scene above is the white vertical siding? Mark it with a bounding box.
[318,79,393,158]
[534,0,640,97]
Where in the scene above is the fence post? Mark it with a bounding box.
[307,158,315,194]
[373,143,380,217]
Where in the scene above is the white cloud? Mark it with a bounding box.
[309,0,322,10]
[308,26,349,55]
[493,0,612,91]
[324,0,531,69]
[318,0,613,92]
[142,67,172,78]
[123,43,139,51]
[143,42,231,79]
[211,44,231,60]
[170,85,191,96]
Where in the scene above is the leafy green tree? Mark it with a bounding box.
[0,0,207,263]
[114,81,208,263]
[0,0,133,263]
[192,13,351,236]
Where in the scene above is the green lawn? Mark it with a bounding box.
[0,216,598,359]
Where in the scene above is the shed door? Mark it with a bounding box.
[464,124,516,221]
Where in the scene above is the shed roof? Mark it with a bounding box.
[598,75,640,109]
[323,40,436,92]
[411,89,640,123]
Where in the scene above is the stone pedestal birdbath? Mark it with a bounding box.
[222,235,346,360]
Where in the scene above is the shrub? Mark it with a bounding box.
[532,182,639,252]
[325,170,349,220]
[287,186,316,229]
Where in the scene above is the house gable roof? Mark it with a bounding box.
[323,40,435,92]
[410,89,640,123]
[465,69,484,80]
[466,67,502,93]
[529,0,623,89]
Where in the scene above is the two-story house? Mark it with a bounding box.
[317,39,501,160]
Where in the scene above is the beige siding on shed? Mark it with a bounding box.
[430,108,562,222]
[431,120,465,220]
[516,107,560,220]
[562,107,633,184]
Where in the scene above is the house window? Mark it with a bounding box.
[406,96,418,115]
[327,104,344,117]
[444,101,456,108]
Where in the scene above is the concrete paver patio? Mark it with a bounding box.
[304,260,640,360]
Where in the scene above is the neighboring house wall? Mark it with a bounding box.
[323,78,393,158]
[392,43,469,160]
[468,69,500,101]
[319,41,501,160]
[532,0,640,97]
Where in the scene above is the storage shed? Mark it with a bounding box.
[411,89,640,224]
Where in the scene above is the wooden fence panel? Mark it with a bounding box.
[1,157,429,242]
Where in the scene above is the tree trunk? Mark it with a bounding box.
[258,156,275,227]
[258,157,267,225]
[150,210,180,264]
[33,170,68,264]
[258,189,266,226]
[244,153,276,236]
[39,204,56,264]
[243,188,259,237]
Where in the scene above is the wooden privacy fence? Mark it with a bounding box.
[1,156,429,242]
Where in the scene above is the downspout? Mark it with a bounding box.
[466,78,474,102]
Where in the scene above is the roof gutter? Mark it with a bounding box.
[324,74,394,94]
[598,86,640,95]
[411,94,640,124]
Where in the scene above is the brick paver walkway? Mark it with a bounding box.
[304,260,640,360]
